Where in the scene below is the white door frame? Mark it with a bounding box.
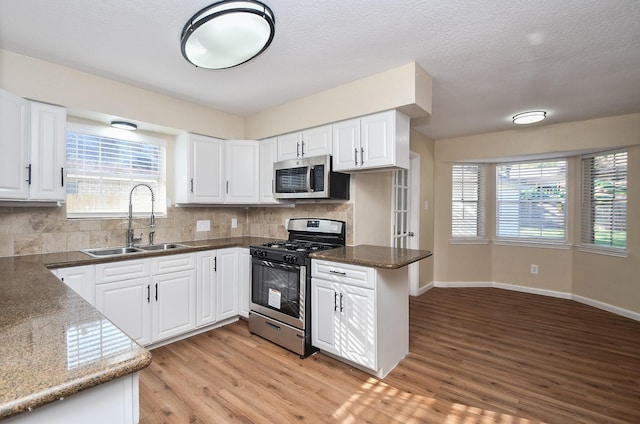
[408,153,420,296]
[391,152,421,296]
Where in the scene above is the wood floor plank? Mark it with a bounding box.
[140,288,640,423]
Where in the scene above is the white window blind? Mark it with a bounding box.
[451,164,485,239]
[496,160,567,241]
[581,150,627,250]
[65,123,166,217]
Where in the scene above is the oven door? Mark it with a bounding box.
[251,258,306,329]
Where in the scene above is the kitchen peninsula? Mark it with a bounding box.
[310,245,432,378]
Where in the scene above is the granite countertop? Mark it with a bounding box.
[0,236,275,420]
[310,244,433,269]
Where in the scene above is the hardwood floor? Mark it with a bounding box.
[139,288,640,423]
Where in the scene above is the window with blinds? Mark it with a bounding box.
[581,150,627,250]
[451,164,486,239]
[496,160,567,241]
[65,123,166,217]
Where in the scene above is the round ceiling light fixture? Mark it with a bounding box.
[512,110,547,125]
[110,121,137,131]
[181,0,275,70]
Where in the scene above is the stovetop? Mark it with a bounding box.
[259,240,339,254]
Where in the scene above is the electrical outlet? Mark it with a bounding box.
[231,218,237,229]
[196,220,210,232]
[530,264,539,275]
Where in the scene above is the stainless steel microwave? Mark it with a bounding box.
[273,155,350,200]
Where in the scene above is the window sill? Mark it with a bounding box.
[577,245,628,258]
[493,239,571,250]
[450,238,489,245]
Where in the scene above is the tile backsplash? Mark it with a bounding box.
[0,203,352,257]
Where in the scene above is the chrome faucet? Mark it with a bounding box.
[127,183,155,247]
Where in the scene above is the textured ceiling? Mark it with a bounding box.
[1,0,639,139]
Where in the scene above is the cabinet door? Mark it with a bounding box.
[331,118,360,171]
[311,278,341,356]
[238,248,251,318]
[55,265,96,306]
[191,134,224,203]
[196,250,217,327]
[360,111,395,169]
[95,277,152,346]
[29,101,66,201]
[152,269,196,342]
[217,248,239,320]
[0,89,30,199]
[259,137,278,203]
[341,284,376,369]
[302,124,332,157]
[225,140,259,203]
[276,132,302,161]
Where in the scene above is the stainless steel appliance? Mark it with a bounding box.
[249,218,346,357]
[273,155,350,200]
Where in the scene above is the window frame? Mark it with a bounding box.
[451,163,487,243]
[495,158,568,245]
[65,122,167,219]
[579,149,628,257]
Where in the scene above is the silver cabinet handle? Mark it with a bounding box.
[190,178,194,193]
[334,292,338,311]
[301,140,305,157]
[296,142,300,157]
[329,270,346,276]
[354,148,359,166]
[361,147,365,165]
[340,293,344,312]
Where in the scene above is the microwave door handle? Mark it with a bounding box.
[308,166,315,192]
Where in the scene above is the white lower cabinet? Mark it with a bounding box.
[53,265,96,306]
[152,268,196,342]
[196,248,240,326]
[95,254,196,346]
[96,276,153,346]
[238,247,251,318]
[311,259,409,378]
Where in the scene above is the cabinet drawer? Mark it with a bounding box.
[312,260,374,289]
[95,259,150,284]
[152,253,195,274]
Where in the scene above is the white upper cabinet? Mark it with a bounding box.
[276,124,332,161]
[175,134,259,204]
[332,110,410,172]
[0,89,30,199]
[175,133,224,204]
[259,137,279,203]
[0,90,66,201]
[29,102,67,201]
[225,140,259,203]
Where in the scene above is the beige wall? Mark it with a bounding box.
[434,113,640,313]
[0,49,244,139]
[244,62,432,139]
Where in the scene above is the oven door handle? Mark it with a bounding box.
[253,259,301,272]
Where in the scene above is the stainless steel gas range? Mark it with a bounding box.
[249,218,346,358]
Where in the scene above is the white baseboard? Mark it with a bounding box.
[414,282,434,296]
[572,294,640,322]
[431,281,639,322]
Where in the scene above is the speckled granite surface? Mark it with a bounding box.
[309,244,433,268]
[0,236,275,420]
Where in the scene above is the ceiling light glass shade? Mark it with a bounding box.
[512,111,547,125]
[181,0,275,70]
[110,121,137,130]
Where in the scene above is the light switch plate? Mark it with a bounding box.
[196,220,211,232]
[231,218,237,229]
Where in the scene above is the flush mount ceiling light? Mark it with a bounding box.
[512,111,547,125]
[110,121,137,131]
[181,0,275,70]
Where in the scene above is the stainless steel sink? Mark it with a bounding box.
[82,246,143,258]
[138,243,190,251]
